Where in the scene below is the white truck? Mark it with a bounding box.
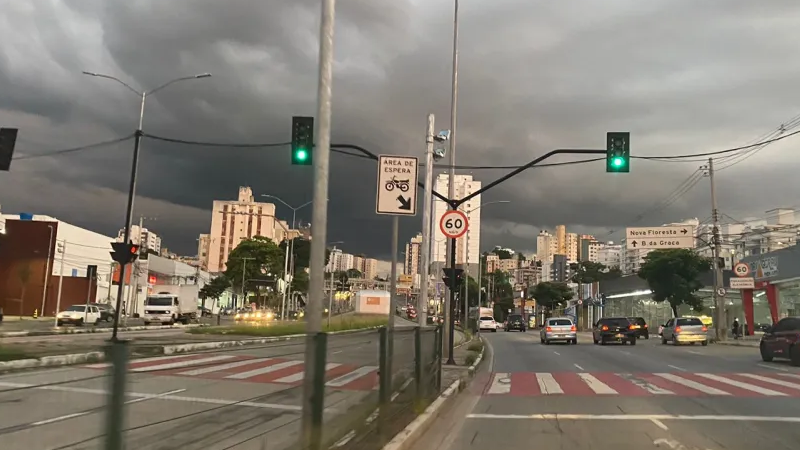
[142,285,199,325]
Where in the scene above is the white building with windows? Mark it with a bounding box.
[117,225,161,254]
[432,174,482,267]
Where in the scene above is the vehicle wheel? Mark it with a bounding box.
[544,339,550,345]
[593,339,599,344]
[672,336,679,346]
[56,320,63,327]
[95,319,101,325]
[492,329,497,332]
[629,338,637,346]
[143,321,150,326]
[701,340,708,346]
[572,339,578,345]
[540,338,545,344]
[760,343,774,362]
[790,346,800,367]
[600,339,607,346]
[76,319,84,327]
[661,337,667,345]
[644,334,649,340]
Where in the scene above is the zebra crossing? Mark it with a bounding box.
[477,371,800,397]
[85,354,378,391]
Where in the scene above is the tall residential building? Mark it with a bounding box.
[353,255,365,274]
[326,248,354,272]
[579,235,600,262]
[432,174,482,266]
[363,258,378,280]
[565,232,579,261]
[597,243,622,268]
[536,230,557,263]
[555,225,567,254]
[197,234,210,268]
[205,186,280,273]
[118,225,161,254]
[404,233,422,276]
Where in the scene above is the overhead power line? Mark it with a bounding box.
[12,134,136,161]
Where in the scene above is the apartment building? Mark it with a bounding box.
[555,225,567,254]
[432,174,482,266]
[536,230,557,263]
[118,225,162,254]
[597,243,622,268]
[565,232,579,261]
[404,233,422,276]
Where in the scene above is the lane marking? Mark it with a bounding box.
[573,364,584,371]
[739,373,800,391]
[224,360,303,380]
[466,413,800,423]
[132,355,236,372]
[667,365,686,372]
[553,351,561,356]
[653,373,731,396]
[332,350,343,355]
[688,351,702,355]
[486,373,512,395]
[536,373,563,394]
[650,419,669,431]
[0,381,302,411]
[85,354,198,369]
[695,373,787,396]
[177,358,274,376]
[326,366,378,388]
[577,373,616,394]
[758,363,788,372]
[30,388,186,427]
[275,363,341,384]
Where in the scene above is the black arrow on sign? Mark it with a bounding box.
[631,240,637,248]
[681,228,688,234]
[397,195,412,210]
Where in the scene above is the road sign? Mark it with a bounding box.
[733,262,751,278]
[376,155,419,216]
[625,226,695,249]
[440,210,469,239]
[716,287,726,297]
[730,277,755,289]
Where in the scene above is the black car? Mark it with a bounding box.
[627,316,649,339]
[89,303,115,322]
[593,317,636,345]
[505,314,527,332]
[760,316,800,366]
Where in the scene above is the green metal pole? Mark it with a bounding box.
[308,332,328,450]
[414,326,423,401]
[435,325,443,391]
[103,340,129,450]
[378,327,389,405]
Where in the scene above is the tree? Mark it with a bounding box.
[345,268,363,279]
[638,249,711,316]
[531,281,574,310]
[569,261,624,284]
[199,276,230,310]
[460,275,480,309]
[279,238,330,273]
[492,247,513,260]
[224,236,285,296]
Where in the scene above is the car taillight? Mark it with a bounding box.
[570,326,577,332]
[601,325,609,331]
[629,325,636,330]
[546,326,553,332]
[701,326,708,332]
[674,326,682,333]
[643,324,648,328]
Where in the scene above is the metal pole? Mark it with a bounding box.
[41,225,54,316]
[708,158,725,341]
[443,0,460,359]
[300,0,336,446]
[282,235,290,320]
[419,114,434,327]
[54,241,66,327]
[464,226,469,331]
[477,253,483,307]
[107,263,114,301]
[241,258,248,308]
[446,238,457,365]
[388,215,399,382]
[285,210,297,320]
[328,271,334,328]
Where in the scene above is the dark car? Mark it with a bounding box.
[89,303,115,322]
[593,317,636,345]
[627,316,649,339]
[760,316,800,366]
[505,314,526,332]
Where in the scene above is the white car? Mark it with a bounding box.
[479,316,498,333]
[56,304,102,326]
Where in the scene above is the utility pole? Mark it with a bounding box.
[419,114,435,327]
[54,241,66,327]
[707,158,726,341]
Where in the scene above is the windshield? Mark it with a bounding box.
[146,297,174,307]
[508,315,523,321]
[677,318,703,326]
[65,305,85,312]
[601,318,630,327]
[480,316,495,321]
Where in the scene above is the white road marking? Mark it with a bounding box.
[695,373,787,396]
[578,373,616,394]
[466,413,800,423]
[573,364,584,371]
[688,351,703,355]
[486,373,512,394]
[536,373,563,394]
[29,389,186,427]
[780,373,800,380]
[653,373,731,395]
[758,363,788,372]
[326,366,378,387]
[332,350,343,355]
[553,351,561,356]
[177,358,274,376]
[0,381,302,411]
[224,360,303,379]
[739,373,800,390]
[667,365,686,372]
[650,419,669,431]
[274,363,341,383]
[85,354,197,369]
[620,374,674,395]
[132,355,236,372]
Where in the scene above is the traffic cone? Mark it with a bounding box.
[33,309,38,319]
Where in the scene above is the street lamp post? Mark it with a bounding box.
[40,224,54,316]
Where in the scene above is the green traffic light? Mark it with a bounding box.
[612,156,624,167]
[295,149,308,161]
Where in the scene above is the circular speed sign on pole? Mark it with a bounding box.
[733,262,751,277]
[440,210,469,239]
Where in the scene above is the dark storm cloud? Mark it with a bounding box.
[3,0,800,259]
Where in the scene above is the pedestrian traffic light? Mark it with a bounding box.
[291,116,314,165]
[110,241,140,265]
[442,268,465,289]
[606,132,630,173]
[0,128,19,172]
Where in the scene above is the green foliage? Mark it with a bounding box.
[569,261,622,284]
[199,276,230,302]
[188,314,387,336]
[460,275,480,309]
[345,268,363,278]
[467,339,484,352]
[291,269,309,292]
[531,281,574,310]
[223,236,285,293]
[492,247,513,260]
[278,238,330,272]
[638,249,711,316]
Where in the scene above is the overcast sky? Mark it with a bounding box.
[2,0,800,260]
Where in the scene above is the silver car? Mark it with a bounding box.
[540,317,578,345]
[661,317,709,346]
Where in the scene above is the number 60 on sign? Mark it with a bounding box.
[440,210,469,239]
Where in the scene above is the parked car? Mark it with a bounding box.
[56,305,102,327]
[593,317,636,345]
[628,316,649,339]
[505,314,527,332]
[661,317,708,346]
[540,317,577,344]
[760,316,800,366]
[89,303,115,322]
[479,316,498,333]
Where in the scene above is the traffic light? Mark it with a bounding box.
[110,241,140,265]
[606,132,630,173]
[0,128,19,172]
[442,268,465,289]
[291,116,314,165]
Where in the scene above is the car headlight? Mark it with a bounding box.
[234,314,241,319]
[266,312,274,319]
[255,312,262,318]
[244,313,250,319]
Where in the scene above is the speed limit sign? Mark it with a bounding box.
[439,210,469,239]
[733,262,751,277]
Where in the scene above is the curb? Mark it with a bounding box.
[0,323,204,338]
[0,351,105,372]
[379,339,485,450]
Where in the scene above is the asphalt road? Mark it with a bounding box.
[415,330,800,450]
[0,329,420,450]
